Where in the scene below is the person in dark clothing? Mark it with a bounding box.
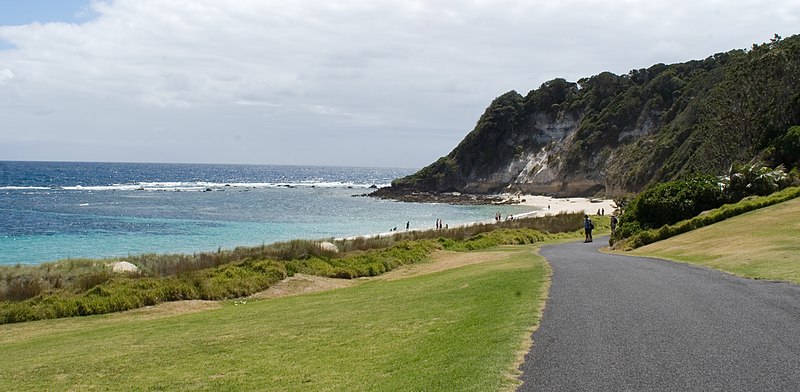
[610,215,618,235]
[584,214,594,243]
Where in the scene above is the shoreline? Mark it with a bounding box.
[514,195,617,218]
[3,191,616,265]
[342,194,616,241]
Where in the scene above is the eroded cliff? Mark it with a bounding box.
[374,34,800,199]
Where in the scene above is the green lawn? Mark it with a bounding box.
[628,197,800,284]
[0,246,548,391]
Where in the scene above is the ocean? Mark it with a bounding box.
[0,161,536,265]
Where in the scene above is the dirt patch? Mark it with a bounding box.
[250,274,355,299]
[121,300,222,320]
[249,250,517,299]
[375,250,515,281]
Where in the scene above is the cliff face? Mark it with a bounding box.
[383,35,800,197]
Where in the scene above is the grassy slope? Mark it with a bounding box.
[628,197,800,284]
[0,246,548,391]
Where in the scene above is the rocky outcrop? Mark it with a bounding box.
[110,261,139,273]
[375,35,800,199]
[368,189,519,205]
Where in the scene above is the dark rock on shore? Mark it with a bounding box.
[368,187,519,205]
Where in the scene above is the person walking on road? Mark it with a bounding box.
[583,214,594,243]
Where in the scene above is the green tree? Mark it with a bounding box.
[618,175,724,233]
[773,125,800,169]
[702,35,800,162]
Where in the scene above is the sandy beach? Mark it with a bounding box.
[343,195,617,241]
[515,195,617,218]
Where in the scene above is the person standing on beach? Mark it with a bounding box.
[583,214,594,243]
[406,221,410,230]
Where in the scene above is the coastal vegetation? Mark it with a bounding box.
[0,212,582,324]
[0,246,549,391]
[611,162,799,248]
[615,185,800,251]
[626,196,800,284]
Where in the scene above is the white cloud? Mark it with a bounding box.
[0,0,798,166]
[0,67,14,84]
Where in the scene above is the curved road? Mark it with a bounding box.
[518,237,800,391]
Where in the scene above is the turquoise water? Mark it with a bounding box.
[1,162,535,264]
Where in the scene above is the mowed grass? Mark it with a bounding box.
[0,246,548,391]
[628,197,800,284]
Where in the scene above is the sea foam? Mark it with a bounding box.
[49,181,388,192]
[0,186,52,190]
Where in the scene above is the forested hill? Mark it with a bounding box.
[376,34,800,198]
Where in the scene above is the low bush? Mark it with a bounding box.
[617,175,725,236]
[440,229,546,251]
[336,212,582,253]
[0,260,287,323]
[614,165,799,244]
[618,185,800,250]
[294,240,440,279]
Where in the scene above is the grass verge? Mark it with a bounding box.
[626,197,800,284]
[616,186,800,250]
[0,246,549,391]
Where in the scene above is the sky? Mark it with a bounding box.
[0,1,798,168]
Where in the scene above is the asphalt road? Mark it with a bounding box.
[517,237,800,391]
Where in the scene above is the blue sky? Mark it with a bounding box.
[1,1,798,167]
[0,0,95,49]
[0,0,95,25]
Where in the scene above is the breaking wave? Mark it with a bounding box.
[2,181,387,192]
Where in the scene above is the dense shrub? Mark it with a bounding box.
[297,240,440,279]
[619,185,800,249]
[614,163,798,245]
[616,175,725,238]
[0,259,287,324]
[439,229,546,251]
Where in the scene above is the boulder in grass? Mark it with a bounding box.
[110,261,139,273]
[318,242,338,253]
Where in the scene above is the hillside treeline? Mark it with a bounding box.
[389,34,800,195]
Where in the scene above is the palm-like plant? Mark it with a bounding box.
[721,162,788,201]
